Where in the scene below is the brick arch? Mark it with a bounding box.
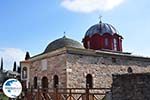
[22,67,27,79]
[33,76,37,89]
[53,75,59,88]
[86,74,93,88]
[42,76,48,89]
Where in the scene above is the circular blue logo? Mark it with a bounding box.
[2,79,22,98]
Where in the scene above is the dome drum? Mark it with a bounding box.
[83,22,123,51]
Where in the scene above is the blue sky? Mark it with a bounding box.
[0,0,150,70]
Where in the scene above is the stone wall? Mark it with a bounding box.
[66,52,150,88]
[22,53,67,88]
[21,48,150,90]
[112,73,150,100]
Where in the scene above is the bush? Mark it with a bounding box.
[0,93,9,100]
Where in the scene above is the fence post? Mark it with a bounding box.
[69,88,72,100]
[54,87,58,100]
[86,85,89,100]
[37,87,40,100]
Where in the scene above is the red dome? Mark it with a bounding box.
[83,21,123,52]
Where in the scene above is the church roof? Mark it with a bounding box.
[44,36,84,53]
[85,22,119,37]
[25,46,150,63]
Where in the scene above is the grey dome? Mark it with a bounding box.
[85,22,118,37]
[44,36,83,53]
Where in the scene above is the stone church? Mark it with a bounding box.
[20,20,150,90]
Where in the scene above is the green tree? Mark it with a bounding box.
[25,51,30,60]
[0,58,3,70]
[17,66,21,73]
[13,61,17,71]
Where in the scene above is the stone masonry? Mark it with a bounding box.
[21,47,150,89]
[66,47,150,88]
[21,49,67,88]
[112,73,150,100]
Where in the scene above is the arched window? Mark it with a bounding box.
[53,75,59,88]
[22,67,27,79]
[113,38,117,51]
[34,77,37,89]
[104,38,109,47]
[42,76,48,89]
[127,67,133,73]
[86,74,93,88]
[87,41,90,49]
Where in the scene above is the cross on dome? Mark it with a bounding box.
[99,15,102,23]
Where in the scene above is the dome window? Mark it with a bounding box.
[104,38,109,47]
[87,41,90,49]
[113,38,117,51]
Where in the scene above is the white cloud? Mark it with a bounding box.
[61,0,124,13]
[0,48,25,70]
